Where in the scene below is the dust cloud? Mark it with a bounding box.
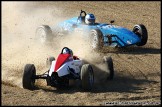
[2,2,66,87]
[2,2,109,88]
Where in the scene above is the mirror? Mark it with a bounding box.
[110,20,115,24]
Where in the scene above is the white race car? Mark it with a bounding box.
[22,47,114,90]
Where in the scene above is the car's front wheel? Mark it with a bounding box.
[90,29,103,50]
[133,24,148,46]
[22,64,36,90]
[36,25,53,44]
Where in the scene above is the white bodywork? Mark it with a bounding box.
[49,60,83,77]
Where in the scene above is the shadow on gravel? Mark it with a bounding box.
[33,74,158,94]
[101,46,160,55]
[33,69,159,94]
[90,66,159,93]
[91,75,159,93]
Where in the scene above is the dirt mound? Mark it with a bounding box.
[2,1,161,106]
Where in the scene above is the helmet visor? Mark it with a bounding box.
[87,19,95,23]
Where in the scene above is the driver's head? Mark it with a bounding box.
[85,13,95,25]
[62,47,73,56]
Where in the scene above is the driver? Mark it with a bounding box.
[85,13,96,25]
[62,47,79,60]
[62,47,73,56]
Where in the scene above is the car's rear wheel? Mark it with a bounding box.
[90,29,103,50]
[103,56,114,80]
[22,64,36,90]
[81,64,94,90]
[36,25,53,44]
[46,56,55,68]
[133,24,148,46]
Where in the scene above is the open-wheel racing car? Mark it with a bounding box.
[36,10,148,50]
[22,47,114,90]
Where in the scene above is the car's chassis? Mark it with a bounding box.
[32,67,81,88]
[36,10,148,50]
[22,56,114,91]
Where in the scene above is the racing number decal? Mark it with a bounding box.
[101,25,119,29]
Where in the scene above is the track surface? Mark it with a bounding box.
[2,1,161,106]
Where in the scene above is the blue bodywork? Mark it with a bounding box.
[52,16,141,47]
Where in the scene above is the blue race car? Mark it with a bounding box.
[36,10,148,49]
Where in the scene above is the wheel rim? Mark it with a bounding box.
[134,27,141,37]
[36,28,47,44]
[91,32,98,49]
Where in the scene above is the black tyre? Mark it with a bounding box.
[46,56,55,68]
[36,25,53,44]
[90,29,103,50]
[22,64,36,90]
[103,56,114,80]
[133,24,148,46]
[81,64,94,90]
